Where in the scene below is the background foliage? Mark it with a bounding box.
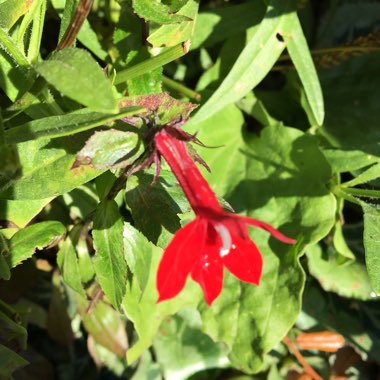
[0,0,380,379]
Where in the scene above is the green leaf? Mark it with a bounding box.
[132,0,190,24]
[0,0,35,30]
[322,148,378,173]
[285,13,324,126]
[0,305,28,350]
[77,19,108,61]
[147,0,199,47]
[27,0,46,63]
[78,298,128,358]
[342,162,380,188]
[123,223,154,293]
[122,223,201,364]
[77,232,95,283]
[319,53,380,168]
[0,135,105,200]
[5,107,143,144]
[57,226,85,296]
[0,26,33,101]
[237,92,279,127]
[125,171,188,247]
[332,221,355,262]
[92,200,127,310]
[57,0,78,42]
[8,221,66,268]
[362,203,380,295]
[306,244,373,300]
[35,47,118,113]
[0,344,28,378]
[153,310,229,380]
[61,183,99,220]
[189,0,295,126]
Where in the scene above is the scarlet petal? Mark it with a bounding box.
[191,254,223,306]
[156,218,206,302]
[240,216,296,244]
[222,237,263,285]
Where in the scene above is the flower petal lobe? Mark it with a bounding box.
[222,237,263,285]
[156,218,205,302]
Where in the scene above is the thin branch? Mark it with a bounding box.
[283,336,323,380]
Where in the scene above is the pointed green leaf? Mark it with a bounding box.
[8,221,66,268]
[147,0,199,47]
[0,344,28,378]
[189,0,295,125]
[132,0,190,24]
[0,26,33,101]
[0,135,105,200]
[74,129,142,170]
[35,47,118,113]
[285,13,324,126]
[93,200,127,310]
[319,53,380,166]
[363,203,380,295]
[307,244,373,300]
[0,0,35,30]
[27,0,46,63]
[342,162,380,188]
[123,223,154,293]
[5,107,143,144]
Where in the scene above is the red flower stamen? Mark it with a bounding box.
[154,129,295,306]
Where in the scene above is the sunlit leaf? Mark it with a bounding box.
[93,200,128,310]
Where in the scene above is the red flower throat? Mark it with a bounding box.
[154,129,295,306]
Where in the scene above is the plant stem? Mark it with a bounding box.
[106,165,134,200]
[162,76,201,101]
[341,187,380,199]
[333,187,362,206]
[57,0,94,50]
[114,43,189,85]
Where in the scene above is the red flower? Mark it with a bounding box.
[154,130,295,306]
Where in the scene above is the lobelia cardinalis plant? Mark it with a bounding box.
[150,127,296,306]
